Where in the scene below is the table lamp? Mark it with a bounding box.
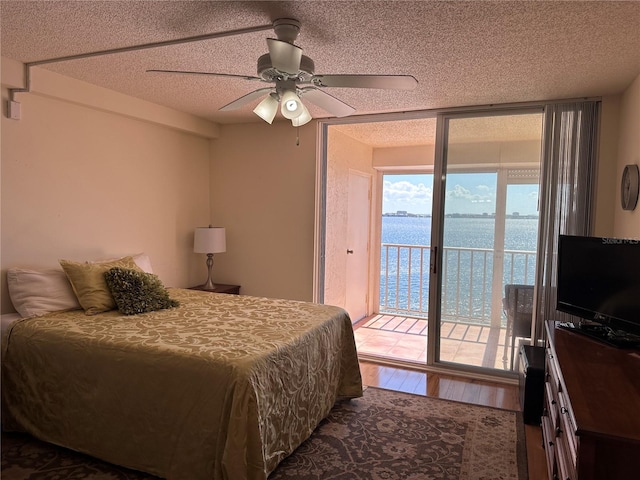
[194,226,226,290]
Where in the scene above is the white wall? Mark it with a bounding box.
[1,58,216,313]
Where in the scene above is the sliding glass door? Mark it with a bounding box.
[430,111,543,373]
[320,108,543,375]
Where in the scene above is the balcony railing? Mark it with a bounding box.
[380,244,536,325]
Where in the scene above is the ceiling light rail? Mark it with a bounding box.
[7,18,418,126]
[5,24,274,120]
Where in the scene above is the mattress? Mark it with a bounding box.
[1,288,363,479]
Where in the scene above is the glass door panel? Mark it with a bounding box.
[357,173,434,363]
[434,112,543,372]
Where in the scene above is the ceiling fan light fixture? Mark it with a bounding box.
[280,90,304,119]
[291,104,312,126]
[253,93,279,124]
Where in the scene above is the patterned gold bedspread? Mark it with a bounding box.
[1,289,363,479]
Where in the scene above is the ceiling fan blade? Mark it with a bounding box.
[299,87,355,118]
[267,38,302,74]
[311,75,418,90]
[147,69,262,82]
[219,88,274,111]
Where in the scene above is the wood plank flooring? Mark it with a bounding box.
[359,360,548,480]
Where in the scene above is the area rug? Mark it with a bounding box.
[1,387,527,480]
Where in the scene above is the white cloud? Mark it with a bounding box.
[383,180,433,213]
[446,184,494,203]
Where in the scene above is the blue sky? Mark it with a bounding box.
[383,173,539,216]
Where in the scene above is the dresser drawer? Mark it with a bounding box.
[545,341,577,480]
[541,411,557,480]
[557,391,577,466]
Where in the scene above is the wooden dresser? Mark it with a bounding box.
[542,321,640,480]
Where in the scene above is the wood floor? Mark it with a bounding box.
[359,360,548,480]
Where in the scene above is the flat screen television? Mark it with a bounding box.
[556,235,640,344]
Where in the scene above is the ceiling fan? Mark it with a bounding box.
[148,18,418,126]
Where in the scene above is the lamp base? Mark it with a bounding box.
[201,253,217,290]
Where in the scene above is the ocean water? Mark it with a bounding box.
[381,215,538,250]
[380,216,538,319]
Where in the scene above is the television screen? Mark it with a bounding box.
[557,235,640,338]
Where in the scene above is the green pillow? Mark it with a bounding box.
[60,256,142,315]
[104,267,179,315]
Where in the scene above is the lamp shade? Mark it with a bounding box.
[291,104,312,126]
[280,90,304,119]
[194,227,226,254]
[253,93,279,124]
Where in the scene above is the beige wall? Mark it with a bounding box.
[593,95,621,236]
[447,139,541,167]
[208,121,317,301]
[613,73,640,239]
[1,59,215,313]
[373,145,435,169]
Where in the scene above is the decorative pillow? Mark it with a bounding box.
[104,267,179,315]
[7,267,82,318]
[60,256,142,315]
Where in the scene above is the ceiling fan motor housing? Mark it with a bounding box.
[257,53,315,82]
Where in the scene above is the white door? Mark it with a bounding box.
[345,171,372,322]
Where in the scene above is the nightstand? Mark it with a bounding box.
[189,284,240,295]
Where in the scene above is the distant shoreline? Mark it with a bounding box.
[383,213,539,219]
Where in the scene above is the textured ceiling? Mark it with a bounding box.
[328,113,544,147]
[1,1,639,146]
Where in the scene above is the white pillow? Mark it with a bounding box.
[92,253,154,274]
[131,253,154,274]
[7,267,82,318]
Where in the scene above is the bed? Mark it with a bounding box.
[1,287,363,480]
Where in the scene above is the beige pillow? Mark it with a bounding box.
[60,256,142,315]
[7,267,82,318]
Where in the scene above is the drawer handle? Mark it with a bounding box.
[548,440,554,447]
[551,399,557,405]
[555,426,563,436]
[560,406,569,415]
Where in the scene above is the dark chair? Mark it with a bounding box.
[503,284,534,370]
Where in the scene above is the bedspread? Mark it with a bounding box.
[1,289,363,479]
